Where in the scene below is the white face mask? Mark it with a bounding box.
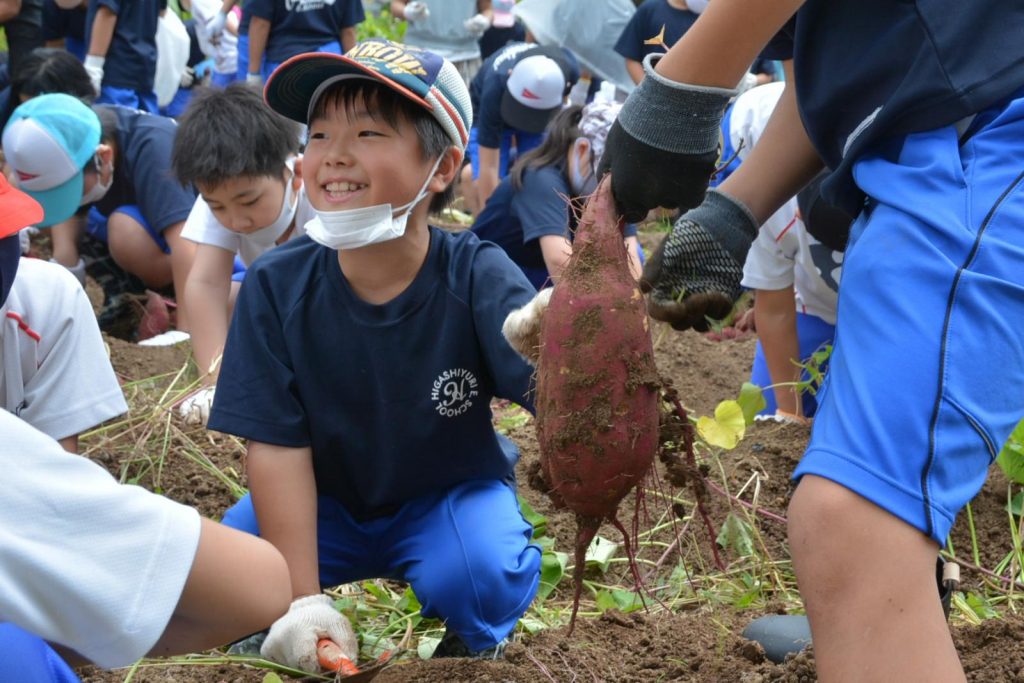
[80,155,113,206]
[687,0,709,14]
[246,159,298,248]
[305,155,443,251]
[569,139,598,196]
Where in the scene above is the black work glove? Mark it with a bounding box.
[642,190,759,331]
[598,54,735,223]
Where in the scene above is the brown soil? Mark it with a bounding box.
[77,271,1024,682]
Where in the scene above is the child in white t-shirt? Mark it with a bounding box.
[0,175,127,452]
[714,82,848,421]
[171,83,312,424]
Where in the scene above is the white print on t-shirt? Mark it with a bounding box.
[285,0,336,11]
[431,368,479,417]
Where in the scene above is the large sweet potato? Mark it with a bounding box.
[534,176,660,629]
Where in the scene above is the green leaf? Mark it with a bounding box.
[697,400,746,449]
[716,512,754,556]
[584,535,619,573]
[737,382,767,425]
[417,635,441,660]
[964,592,998,620]
[518,494,548,538]
[594,589,618,612]
[611,589,645,613]
[395,586,422,614]
[1008,490,1024,518]
[518,616,549,634]
[536,550,568,601]
[997,419,1024,485]
[262,674,284,683]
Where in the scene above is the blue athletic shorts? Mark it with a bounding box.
[0,623,80,683]
[467,127,544,181]
[261,40,341,83]
[751,311,834,417]
[86,205,171,254]
[794,89,1024,545]
[222,479,540,651]
[96,86,159,115]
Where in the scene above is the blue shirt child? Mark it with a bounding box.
[85,0,164,111]
[246,0,364,72]
[43,0,87,61]
[613,0,698,64]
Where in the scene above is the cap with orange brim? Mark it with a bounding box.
[0,173,44,239]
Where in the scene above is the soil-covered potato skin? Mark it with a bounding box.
[77,276,1024,683]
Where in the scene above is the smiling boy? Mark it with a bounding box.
[172,83,314,424]
[207,40,542,671]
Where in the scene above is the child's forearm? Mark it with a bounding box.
[247,442,321,598]
[625,59,644,85]
[184,281,231,381]
[718,62,823,225]
[655,0,805,89]
[340,26,357,53]
[87,6,117,57]
[754,287,802,415]
[248,17,271,75]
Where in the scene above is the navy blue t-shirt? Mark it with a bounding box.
[613,0,698,63]
[472,164,638,291]
[86,0,163,91]
[43,0,86,43]
[478,21,526,61]
[246,0,365,64]
[91,106,196,232]
[764,0,1024,216]
[469,42,580,149]
[208,228,537,520]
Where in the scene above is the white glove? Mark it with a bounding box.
[463,12,491,36]
[501,287,552,366]
[404,1,429,22]
[178,386,216,426]
[205,9,228,42]
[84,55,105,95]
[261,594,358,673]
[246,72,263,87]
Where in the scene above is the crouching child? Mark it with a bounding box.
[207,40,542,671]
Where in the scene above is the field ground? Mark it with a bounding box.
[70,225,1024,682]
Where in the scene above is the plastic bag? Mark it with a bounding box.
[154,10,191,107]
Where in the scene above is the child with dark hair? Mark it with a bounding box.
[2,93,198,336]
[172,82,311,424]
[471,101,642,290]
[207,40,541,671]
[0,46,93,128]
[83,0,163,113]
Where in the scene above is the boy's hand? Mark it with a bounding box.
[597,55,734,223]
[502,287,553,366]
[643,190,758,331]
[261,595,358,673]
[178,386,216,426]
[463,12,490,36]
[404,1,429,22]
[84,55,105,95]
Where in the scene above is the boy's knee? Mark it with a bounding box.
[787,475,865,556]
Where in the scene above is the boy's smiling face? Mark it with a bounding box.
[303,93,435,214]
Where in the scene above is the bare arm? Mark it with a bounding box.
[162,221,196,333]
[220,0,237,12]
[0,0,21,23]
[247,441,321,599]
[340,26,357,53]
[753,287,802,416]
[477,146,501,207]
[539,235,572,281]
[716,61,823,224]
[87,5,117,58]
[654,0,804,89]
[183,244,235,381]
[389,0,408,19]
[624,235,642,281]
[248,15,271,76]
[625,58,644,85]
[147,518,291,657]
[58,435,79,453]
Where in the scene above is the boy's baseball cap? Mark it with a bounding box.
[501,47,575,134]
[0,174,45,238]
[2,93,101,228]
[492,0,516,28]
[265,39,473,151]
